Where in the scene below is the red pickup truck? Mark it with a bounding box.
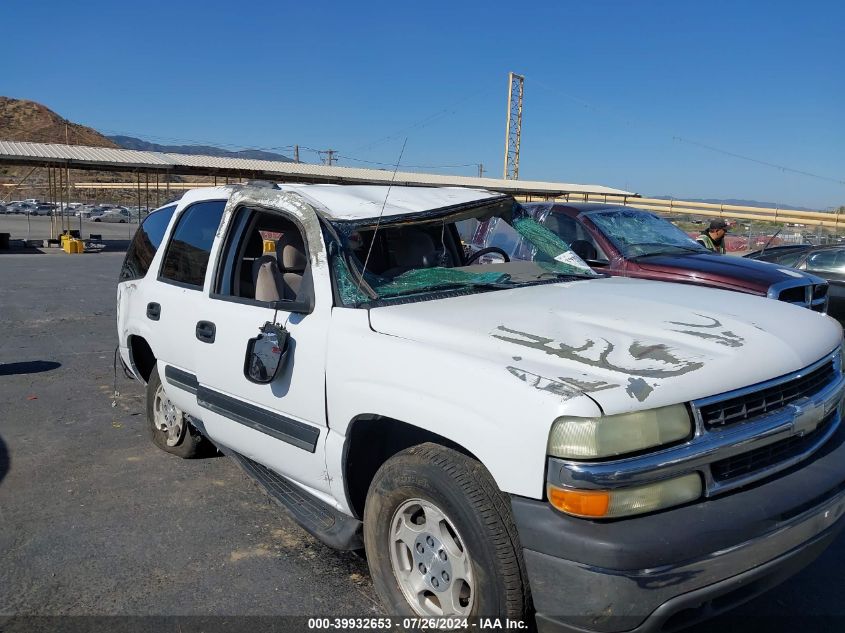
[489,203,830,312]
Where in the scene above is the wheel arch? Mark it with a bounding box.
[342,414,482,520]
[128,334,157,383]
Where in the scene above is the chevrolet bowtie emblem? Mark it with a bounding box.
[792,400,825,436]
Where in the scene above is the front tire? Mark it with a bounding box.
[146,363,211,458]
[363,443,529,619]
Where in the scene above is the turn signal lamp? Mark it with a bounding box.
[547,473,702,519]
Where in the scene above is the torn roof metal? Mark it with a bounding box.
[278,184,504,221]
[0,140,637,199]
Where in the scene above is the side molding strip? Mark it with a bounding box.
[196,386,319,453]
[164,365,198,395]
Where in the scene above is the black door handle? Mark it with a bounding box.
[146,302,161,321]
[195,321,216,343]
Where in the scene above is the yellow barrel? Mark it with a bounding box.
[63,238,84,254]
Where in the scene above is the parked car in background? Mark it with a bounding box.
[746,244,845,320]
[0,203,7,214]
[10,202,37,215]
[31,203,57,216]
[94,207,130,223]
[470,203,830,313]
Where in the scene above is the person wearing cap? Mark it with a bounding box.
[696,219,728,254]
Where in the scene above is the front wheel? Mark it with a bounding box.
[364,443,529,619]
[146,363,213,458]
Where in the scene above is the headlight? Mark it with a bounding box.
[547,404,692,459]
[547,473,702,518]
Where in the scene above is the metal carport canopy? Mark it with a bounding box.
[0,140,637,198]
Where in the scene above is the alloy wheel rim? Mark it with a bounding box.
[153,384,183,447]
[388,498,474,617]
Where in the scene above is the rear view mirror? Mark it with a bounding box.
[244,322,289,384]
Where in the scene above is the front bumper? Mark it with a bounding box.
[513,424,845,633]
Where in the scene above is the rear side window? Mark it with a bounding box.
[119,205,177,281]
[159,200,226,288]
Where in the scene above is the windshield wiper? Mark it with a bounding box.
[626,242,705,258]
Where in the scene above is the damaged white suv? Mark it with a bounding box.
[117,183,845,631]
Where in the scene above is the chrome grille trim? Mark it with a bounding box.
[767,278,829,313]
[697,360,836,427]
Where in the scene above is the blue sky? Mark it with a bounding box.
[3,0,843,209]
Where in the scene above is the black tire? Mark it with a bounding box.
[146,363,211,458]
[93,218,100,222]
[363,443,530,619]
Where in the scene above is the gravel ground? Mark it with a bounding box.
[0,251,843,632]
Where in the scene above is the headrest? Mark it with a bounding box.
[276,231,307,272]
[393,229,437,269]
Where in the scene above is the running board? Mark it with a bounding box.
[228,451,363,551]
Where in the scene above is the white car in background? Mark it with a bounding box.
[94,207,131,223]
[31,203,57,216]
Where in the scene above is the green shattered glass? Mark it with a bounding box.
[372,267,509,298]
[513,216,597,276]
[332,257,370,304]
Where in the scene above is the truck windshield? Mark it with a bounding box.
[586,208,708,258]
[329,198,599,305]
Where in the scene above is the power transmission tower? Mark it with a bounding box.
[294,145,300,163]
[502,72,524,180]
[320,149,337,166]
[478,163,485,178]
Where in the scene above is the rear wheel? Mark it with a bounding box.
[146,363,212,458]
[363,443,530,619]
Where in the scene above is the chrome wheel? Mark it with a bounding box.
[389,498,474,617]
[153,383,184,447]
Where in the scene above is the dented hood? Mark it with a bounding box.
[368,277,843,414]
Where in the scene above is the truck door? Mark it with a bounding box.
[193,198,332,497]
[149,199,227,418]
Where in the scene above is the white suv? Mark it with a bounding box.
[117,183,845,631]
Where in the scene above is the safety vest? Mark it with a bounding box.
[696,233,725,254]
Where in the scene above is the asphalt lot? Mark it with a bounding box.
[1,250,844,632]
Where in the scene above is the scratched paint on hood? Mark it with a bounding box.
[493,326,705,378]
[506,366,618,400]
[626,377,655,402]
[667,315,744,348]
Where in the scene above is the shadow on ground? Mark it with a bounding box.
[0,361,61,376]
[0,436,8,486]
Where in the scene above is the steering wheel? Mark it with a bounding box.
[465,246,511,265]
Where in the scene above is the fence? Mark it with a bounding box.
[538,194,845,231]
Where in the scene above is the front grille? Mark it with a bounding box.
[700,361,836,428]
[711,411,836,482]
[777,286,807,304]
[774,283,828,311]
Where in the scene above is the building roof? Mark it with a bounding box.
[0,140,637,199]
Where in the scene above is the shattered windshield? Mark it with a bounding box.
[586,208,707,258]
[328,198,598,305]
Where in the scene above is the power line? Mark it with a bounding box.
[670,136,845,186]
[531,78,845,187]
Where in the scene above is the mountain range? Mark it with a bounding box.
[107,135,293,162]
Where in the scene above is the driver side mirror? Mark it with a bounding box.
[244,322,290,384]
